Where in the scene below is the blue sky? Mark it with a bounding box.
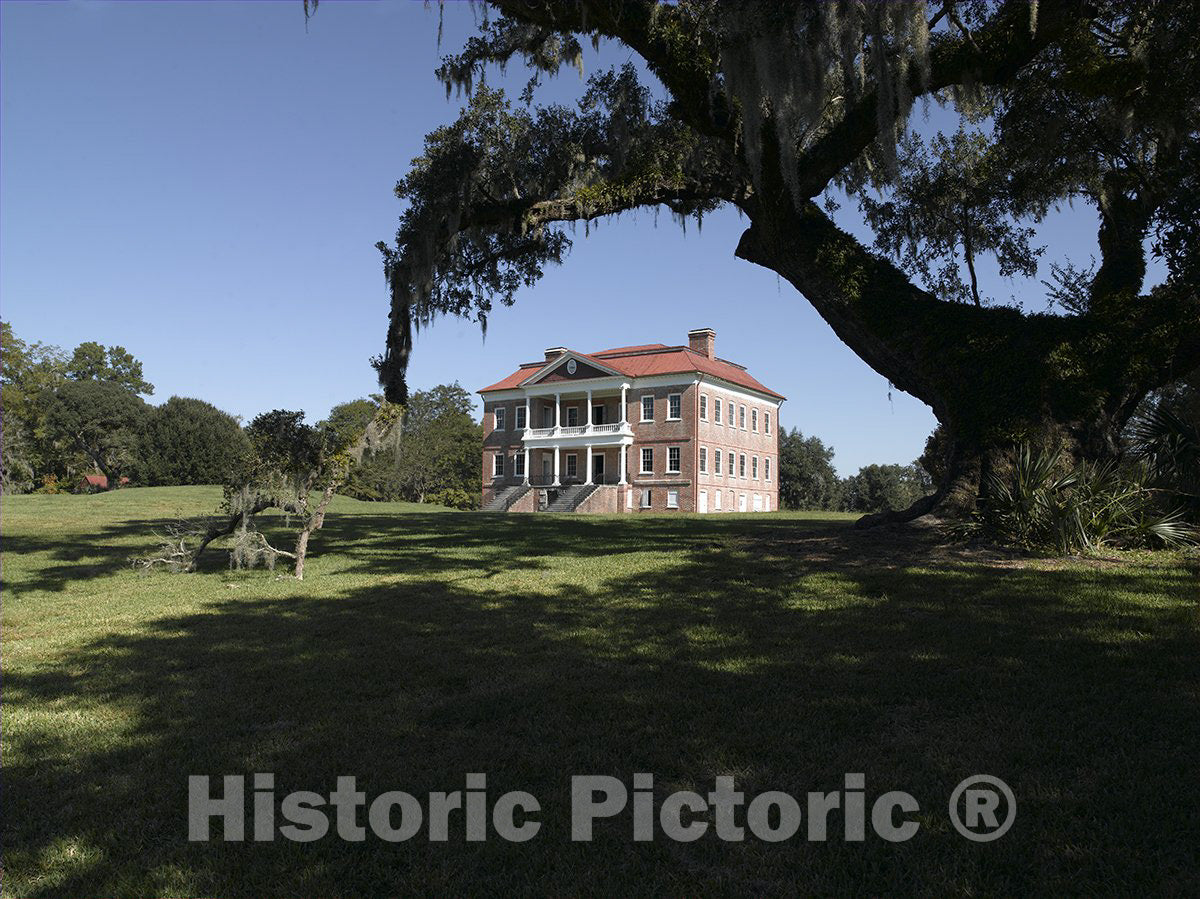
[1,0,1113,474]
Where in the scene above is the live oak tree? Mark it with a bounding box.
[42,380,148,489]
[367,0,1200,520]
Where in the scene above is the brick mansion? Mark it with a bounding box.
[479,329,784,514]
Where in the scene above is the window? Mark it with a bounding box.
[495,407,506,430]
[714,490,722,511]
[699,395,708,420]
[739,454,746,478]
[641,447,653,474]
[641,395,654,421]
[728,450,736,476]
[666,489,679,509]
[515,406,526,429]
[714,398,722,424]
[714,448,722,475]
[493,453,505,477]
[667,394,681,420]
[592,405,605,425]
[567,406,579,427]
[765,458,771,481]
[640,488,652,508]
[667,447,681,473]
[699,447,707,473]
[566,454,578,479]
[739,405,746,429]
[752,455,759,479]
[764,411,771,435]
[514,453,525,477]
[752,409,758,432]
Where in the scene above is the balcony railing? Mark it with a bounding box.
[526,472,623,486]
[521,421,630,439]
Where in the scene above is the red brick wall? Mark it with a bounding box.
[626,383,697,512]
[694,386,779,512]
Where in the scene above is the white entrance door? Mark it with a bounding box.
[738,493,747,512]
[698,490,708,514]
[592,453,605,482]
[714,491,722,511]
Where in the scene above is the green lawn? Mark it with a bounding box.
[3,486,1198,897]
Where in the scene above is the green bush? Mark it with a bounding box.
[425,486,478,510]
[977,443,1197,553]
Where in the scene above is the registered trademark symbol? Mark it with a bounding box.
[948,775,1016,842]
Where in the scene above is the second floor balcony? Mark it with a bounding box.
[522,420,633,444]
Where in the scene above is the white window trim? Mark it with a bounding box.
[752,455,759,479]
[728,452,735,476]
[495,407,506,430]
[764,411,771,435]
[566,405,580,427]
[640,488,652,508]
[739,405,747,430]
[752,409,758,432]
[493,453,505,477]
[666,489,680,509]
[640,395,654,422]
[514,453,525,477]
[714,449,722,476]
[765,458,771,481]
[699,446,707,474]
[640,447,654,474]
[739,454,746,478]
[565,453,578,478]
[714,398,722,425]
[515,406,526,429]
[666,393,682,421]
[699,394,708,421]
[667,446,681,474]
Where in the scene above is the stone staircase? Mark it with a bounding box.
[542,483,598,513]
[482,484,531,512]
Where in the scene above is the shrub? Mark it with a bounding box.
[977,443,1197,553]
[425,486,478,510]
[139,397,250,486]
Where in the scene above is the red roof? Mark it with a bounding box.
[79,474,129,488]
[480,343,785,399]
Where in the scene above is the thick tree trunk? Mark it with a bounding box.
[733,181,1166,524]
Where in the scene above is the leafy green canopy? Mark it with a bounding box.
[374,0,1200,471]
[139,397,250,486]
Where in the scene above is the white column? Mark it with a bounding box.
[619,444,627,485]
[553,445,561,486]
[524,397,530,432]
[620,385,628,425]
[554,392,561,431]
[586,389,593,430]
[585,444,593,484]
[523,447,530,485]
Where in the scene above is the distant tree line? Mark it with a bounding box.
[0,322,481,508]
[776,427,933,515]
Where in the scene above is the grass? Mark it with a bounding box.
[2,486,1198,897]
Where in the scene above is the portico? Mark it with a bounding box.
[518,382,634,486]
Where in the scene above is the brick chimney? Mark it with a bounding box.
[688,328,716,359]
[544,346,567,362]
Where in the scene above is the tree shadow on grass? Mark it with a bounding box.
[4,514,1199,897]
